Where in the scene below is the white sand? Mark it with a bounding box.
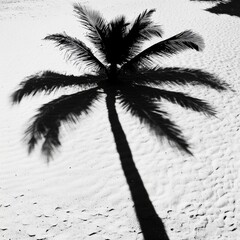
[0,0,240,239]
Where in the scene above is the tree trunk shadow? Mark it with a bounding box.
[106,91,170,240]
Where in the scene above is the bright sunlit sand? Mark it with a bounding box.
[0,0,240,239]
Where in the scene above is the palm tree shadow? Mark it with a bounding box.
[191,0,240,18]
[103,67,227,240]
[11,67,228,240]
[207,0,240,17]
[10,3,230,239]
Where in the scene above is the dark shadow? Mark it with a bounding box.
[11,67,228,240]
[105,90,170,240]
[10,4,230,239]
[102,68,228,239]
[207,0,240,17]
[190,0,223,1]
[191,0,240,18]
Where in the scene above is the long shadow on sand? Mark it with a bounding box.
[106,90,170,240]
[11,67,228,240]
[191,0,240,18]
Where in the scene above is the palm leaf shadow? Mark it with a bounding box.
[191,0,240,18]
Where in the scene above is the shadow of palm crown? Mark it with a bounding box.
[11,3,228,160]
[191,0,240,18]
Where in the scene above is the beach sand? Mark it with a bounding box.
[0,0,240,239]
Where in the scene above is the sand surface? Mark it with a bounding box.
[1,0,240,239]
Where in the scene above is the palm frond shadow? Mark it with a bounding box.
[191,0,240,18]
[11,67,229,161]
[11,71,104,104]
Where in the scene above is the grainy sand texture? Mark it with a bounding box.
[1,0,240,239]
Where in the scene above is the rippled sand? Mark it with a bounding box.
[0,0,240,239]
